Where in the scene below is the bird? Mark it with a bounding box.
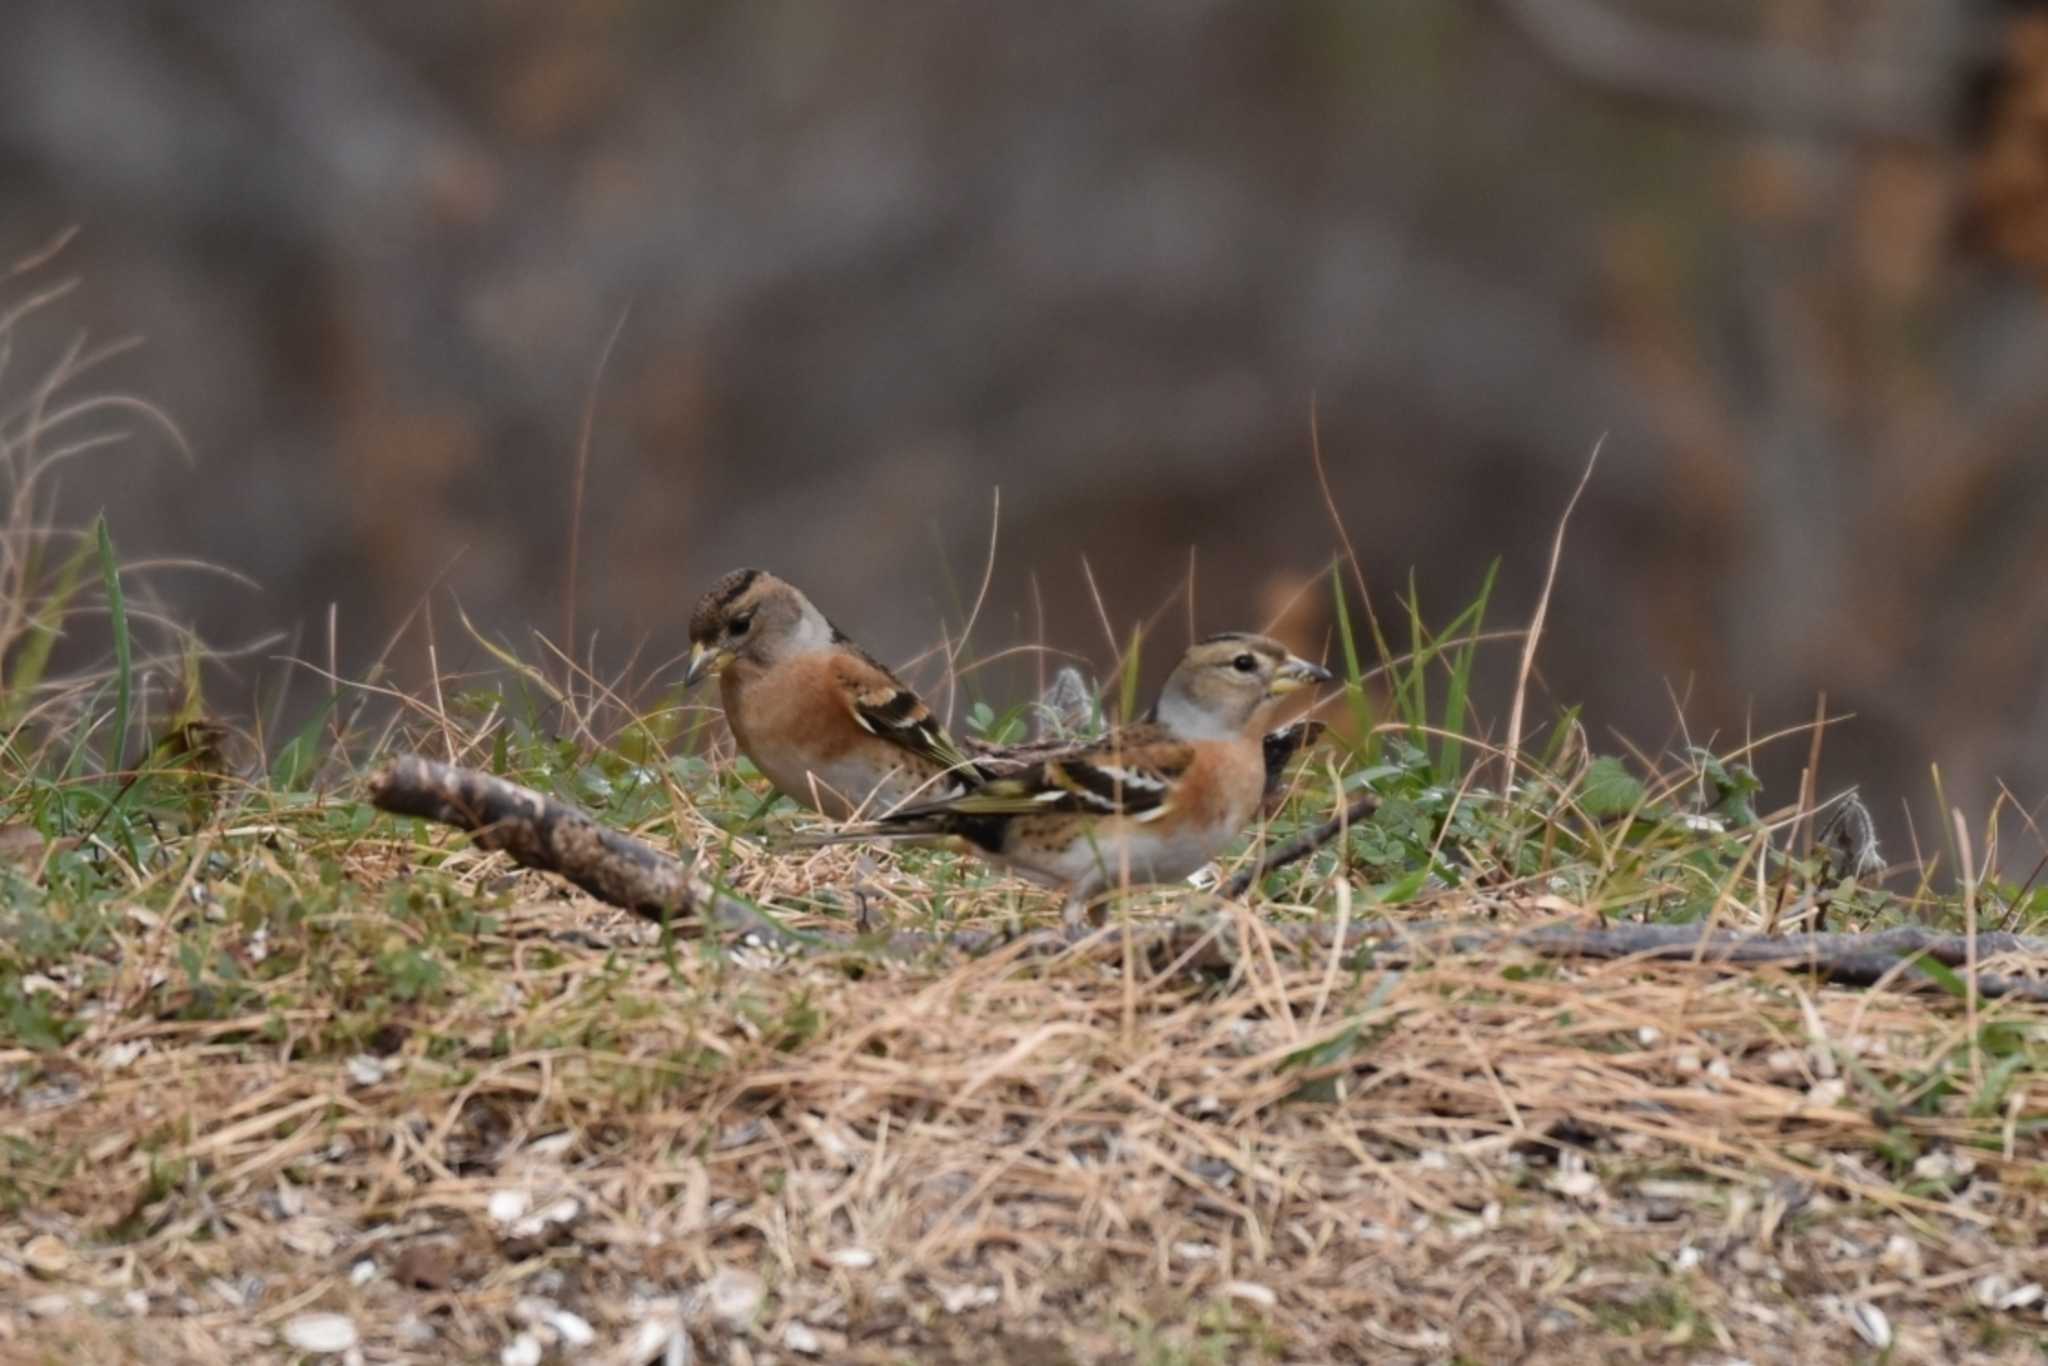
[821,633,1332,927]
[963,672,1328,813]
[683,569,982,819]
[1259,718,1329,817]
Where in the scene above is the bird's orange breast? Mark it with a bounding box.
[1173,737,1266,833]
[725,654,863,764]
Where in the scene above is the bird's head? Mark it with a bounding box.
[684,569,834,686]
[1150,632,1333,739]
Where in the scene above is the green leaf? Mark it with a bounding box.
[1580,756,1645,819]
[1363,864,1432,905]
[1911,953,1969,1001]
[1280,1076,1345,1104]
[1694,748,1763,824]
[1977,1019,2030,1060]
[379,948,445,1003]
[1279,1019,1365,1072]
[1970,1051,2031,1118]
[1371,796,1431,844]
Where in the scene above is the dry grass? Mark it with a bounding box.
[5,805,2048,1365]
[4,252,2047,1364]
[4,563,2047,1365]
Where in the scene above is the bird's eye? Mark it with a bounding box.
[1232,653,1258,673]
[730,612,754,637]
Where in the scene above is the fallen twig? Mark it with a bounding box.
[1224,789,1382,898]
[369,755,806,948]
[1491,0,1945,143]
[1111,916,2048,1002]
[369,755,1008,958]
[369,757,2048,1000]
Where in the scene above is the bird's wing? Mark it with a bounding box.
[1261,719,1328,785]
[892,724,1193,823]
[963,733,1067,776]
[831,650,980,778]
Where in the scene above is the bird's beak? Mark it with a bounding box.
[1267,656,1335,696]
[684,643,733,688]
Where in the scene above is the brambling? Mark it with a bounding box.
[1260,718,1329,817]
[965,674,1328,814]
[684,569,982,818]
[833,633,1332,926]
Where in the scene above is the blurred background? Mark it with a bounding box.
[6,0,2048,851]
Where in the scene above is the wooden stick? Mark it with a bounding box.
[1110,916,2048,1002]
[370,756,2048,1000]
[368,755,1011,959]
[1224,790,1382,898]
[369,755,804,947]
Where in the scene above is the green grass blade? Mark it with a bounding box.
[59,679,112,785]
[457,602,565,706]
[1911,952,1969,1001]
[1537,704,1580,770]
[1118,623,1144,726]
[1436,558,1498,784]
[270,697,340,790]
[2,535,97,726]
[1329,566,1375,761]
[95,517,131,783]
[1399,570,1430,739]
[1928,764,1957,892]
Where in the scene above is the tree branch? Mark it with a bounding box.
[1491,0,1959,145]
[1111,915,2048,1002]
[1224,790,1381,898]
[369,757,2048,1000]
[368,755,806,948]
[368,755,1010,958]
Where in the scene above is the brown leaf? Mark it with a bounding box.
[391,1241,458,1291]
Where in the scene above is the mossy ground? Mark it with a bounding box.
[4,604,2047,1364]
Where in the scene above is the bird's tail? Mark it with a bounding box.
[785,819,950,849]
